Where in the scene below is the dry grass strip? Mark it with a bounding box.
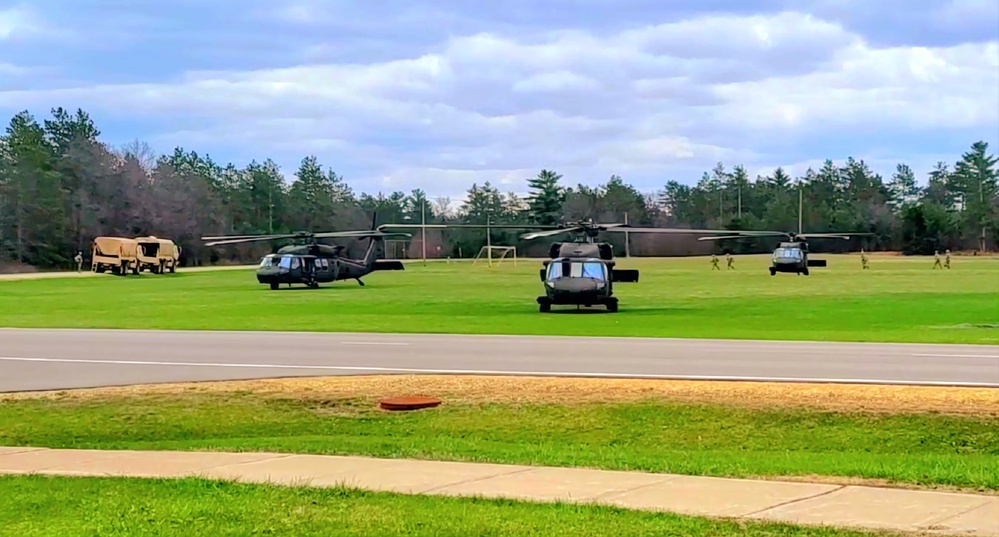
[5,375,998,417]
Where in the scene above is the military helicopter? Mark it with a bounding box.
[379,219,733,312]
[201,218,411,290]
[517,219,737,312]
[697,230,873,275]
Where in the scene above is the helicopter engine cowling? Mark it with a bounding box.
[548,243,561,259]
[597,243,613,260]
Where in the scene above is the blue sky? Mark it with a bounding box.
[1,0,997,198]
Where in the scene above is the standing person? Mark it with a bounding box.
[73,251,83,272]
[710,254,720,270]
[860,249,869,270]
[933,250,942,269]
[944,249,951,269]
[726,253,734,270]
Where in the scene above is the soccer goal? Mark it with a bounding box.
[384,239,410,259]
[473,245,517,266]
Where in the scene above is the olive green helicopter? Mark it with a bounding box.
[202,216,412,290]
[378,219,734,312]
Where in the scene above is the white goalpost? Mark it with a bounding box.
[473,246,517,266]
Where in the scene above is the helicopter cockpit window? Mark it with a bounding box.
[546,261,606,282]
[580,261,606,280]
[278,256,293,269]
[774,247,802,260]
[259,255,276,268]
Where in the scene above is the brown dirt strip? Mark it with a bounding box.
[5,375,998,417]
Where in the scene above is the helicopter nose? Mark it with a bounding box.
[550,278,600,293]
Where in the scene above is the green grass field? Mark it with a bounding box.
[4,393,997,490]
[0,475,910,537]
[1,254,996,343]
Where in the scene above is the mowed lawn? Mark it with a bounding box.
[1,254,996,343]
[0,475,910,537]
[3,393,997,490]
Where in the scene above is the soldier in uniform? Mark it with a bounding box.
[860,249,869,270]
[944,249,951,269]
[710,254,720,270]
[726,253,734,270]
[933,250,942,269]
[73,251,83,272]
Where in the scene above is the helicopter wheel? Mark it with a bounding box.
[539,302,551,313]
[606,302,618,313]
[802,268,809,276]
[270,282,279,290]
[769,268,776,276]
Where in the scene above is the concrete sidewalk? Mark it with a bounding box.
[0,447,996,536]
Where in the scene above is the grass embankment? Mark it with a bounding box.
[0,475,913,537]
[4,377,998,492]
[1,254,996,343]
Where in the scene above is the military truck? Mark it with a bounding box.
[91,237,140,275]
[135,236,181,273]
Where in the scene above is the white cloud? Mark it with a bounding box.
[1,8,996,196]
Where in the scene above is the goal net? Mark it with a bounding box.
[473,246,517,265]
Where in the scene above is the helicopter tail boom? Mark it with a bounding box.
[371,260,405,271]
[611,269,640,283]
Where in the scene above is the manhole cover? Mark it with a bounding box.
[378,395,443,411]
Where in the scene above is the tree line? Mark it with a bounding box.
[1,107,996,270]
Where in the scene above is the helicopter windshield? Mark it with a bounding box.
[773,247,803,260]
[259,255,279,268]
[546,260,607,282]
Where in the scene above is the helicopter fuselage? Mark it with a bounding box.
[769,241,825,276]
[538,256,617,312]
[255,243,404,290]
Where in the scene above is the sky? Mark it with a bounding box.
[1,0,997,198]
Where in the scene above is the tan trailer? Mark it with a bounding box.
[91,237,139,275]
[135,236,181,273]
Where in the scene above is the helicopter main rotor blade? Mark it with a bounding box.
[520,227,586,240]
[797,232,874,239]
[696,235,768,241]
[203,235,304,246]
[378,224,562,231]
[603,227,747,234]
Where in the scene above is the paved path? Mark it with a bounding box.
[0,329,997,392]
[0,446,995,536]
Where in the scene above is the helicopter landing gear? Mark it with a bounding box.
[770,268,776,276]
[355,278,365,286]
[606,299,618,313]
[802,268,809,276]
[539,302,551,313]
[270,282,279,290]
[307,280,319,289]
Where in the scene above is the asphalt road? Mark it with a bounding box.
[0,328,997,392]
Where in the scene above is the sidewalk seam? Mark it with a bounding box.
[918,497,997,529]
[589,476,680,502]
[419,467,537,494]
[740,484,847,518]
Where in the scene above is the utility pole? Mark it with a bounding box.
[737,184,742,219]
[486,214,492,267]
[624,212,631,258]
[268,186,274,234]
[421,198,427,265]
[798,185,803,235]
